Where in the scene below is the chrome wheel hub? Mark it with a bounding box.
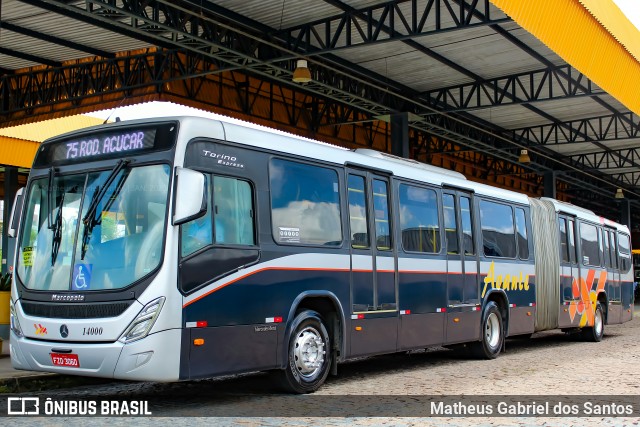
[594,307,603,336]
[293,326,325,379]
[485,312,501,349]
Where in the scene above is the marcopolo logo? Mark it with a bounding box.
[7,397,40,415]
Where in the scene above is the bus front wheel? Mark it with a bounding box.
[277,310,331,394]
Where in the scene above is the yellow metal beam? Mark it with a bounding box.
[0,136,39,168]
[491,0,640,115]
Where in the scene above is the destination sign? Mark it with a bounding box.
[55,129,156,161]
[33,122,178,167]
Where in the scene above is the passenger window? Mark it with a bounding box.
[213,176,255,246]
[270,159,342,246]
[479,200,516,258]
[580,223,600,266]
[618,232,631,272]
[398,184,440,253]
[515,208,529,260]
[443,194,459,254]
[181,175,256,257]
[609,231,618,270]
[568,220,577,264]
[348,175,369,249]
[460,196,474,255]
[603,229,612,268]
[559,218,569,263]
[373,179,391,251]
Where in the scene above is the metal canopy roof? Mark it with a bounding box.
[1,0,640,224]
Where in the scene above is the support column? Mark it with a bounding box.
[543,171,556,199]
[619,199,631,230]
[390,113,409,159]
[2,167,18,275]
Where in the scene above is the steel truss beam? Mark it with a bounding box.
[277,0,510,54]
[567,147,640,172]
[422,64,603,111]
[511,112,640,145]
[608,172,640,187]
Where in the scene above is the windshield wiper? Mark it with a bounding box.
[80,159,131,260]
[50,184,79,266]
[47,167,56,229]
[50,192,64,266]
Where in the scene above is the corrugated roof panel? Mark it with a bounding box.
[0,53,37,70]
[2,30,86,63]
[335,41,471,91]
[579,0,640,63]
[548,142,602,156]
[0,136,40,168]
[0,115,107,143]
[531,97,613,123]
[2,0,46,20]
[10,12,150,55]
[213,0,342,29]
[469,104,545,129]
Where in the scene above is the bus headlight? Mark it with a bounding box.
[119,297,165,344]
[10,302,23,338]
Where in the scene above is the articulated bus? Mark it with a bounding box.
[8,117,634,393]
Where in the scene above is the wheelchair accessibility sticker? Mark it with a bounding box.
[72,264,92,290]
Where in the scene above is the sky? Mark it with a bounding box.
[613,0,640,30]
[87,1,640,124]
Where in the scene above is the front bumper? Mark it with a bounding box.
[10,328,181,381]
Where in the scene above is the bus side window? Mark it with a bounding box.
[568,219,577,264]
[212,176,255,246]
[559,217,569,263]
[479,200,516,258]
[515,207,529,260]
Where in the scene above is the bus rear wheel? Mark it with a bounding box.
[470,301,503,359]
[277,310,331,394]
[581,302,604,342]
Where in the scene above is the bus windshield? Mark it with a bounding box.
[17,164,171,291]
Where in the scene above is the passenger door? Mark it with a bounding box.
[605,228,622,323]
[347,170,398,356]
[443,189,480,344]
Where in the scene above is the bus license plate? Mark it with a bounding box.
[51,353,80,367]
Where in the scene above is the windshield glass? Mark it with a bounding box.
[17,164,170,291]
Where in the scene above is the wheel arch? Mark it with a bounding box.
[483,289,509,335]
[596,291,608,324]
[280,291,346,369]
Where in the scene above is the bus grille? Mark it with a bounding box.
[21,301,133,319]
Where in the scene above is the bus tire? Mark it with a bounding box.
[470,301,503,359]
[581,302,604,342]
[277,310,331,394]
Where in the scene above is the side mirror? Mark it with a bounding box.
[8,187,24,238]
[172,168,206,225]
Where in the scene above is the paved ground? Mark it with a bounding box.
[2,304,640,425]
